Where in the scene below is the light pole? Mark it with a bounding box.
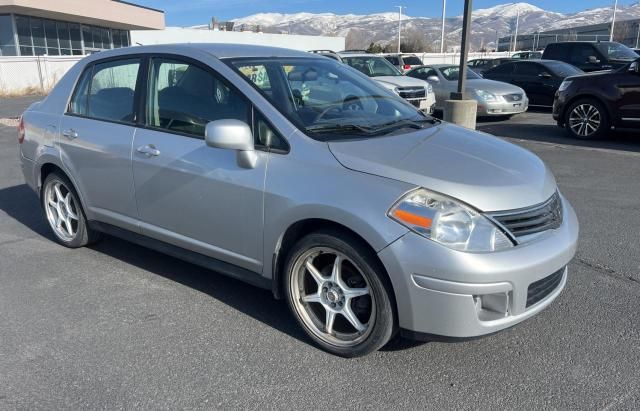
[440,0,446,53]
[610,0,618,42]
[513,8,520,52]
[636,22,640,48]
[395,6,405,53]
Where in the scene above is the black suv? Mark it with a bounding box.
[542,41,638,72]
[553,58,640,139]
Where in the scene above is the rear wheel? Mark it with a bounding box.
[284,230,396,357]
[565,98,609,139]
[41,172,101,248]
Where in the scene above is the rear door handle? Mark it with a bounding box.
[136,144,160,157]
[62,129,78,139]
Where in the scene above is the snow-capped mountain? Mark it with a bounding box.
[230,2,640,50]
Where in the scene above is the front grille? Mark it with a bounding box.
[397,87,426,100]
[489,192,563,240]
[527,267,565,307]
[503,93,523,102]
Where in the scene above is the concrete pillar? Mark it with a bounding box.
[443,99,477,129]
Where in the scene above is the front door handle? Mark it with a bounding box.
[62,129,78,139]
[136,144,160,157]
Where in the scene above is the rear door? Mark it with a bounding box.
[59,57,142,231]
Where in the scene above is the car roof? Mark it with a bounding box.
[82,43,315,60]
[338,53,384,58]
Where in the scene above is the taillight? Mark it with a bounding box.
[17,115,25,144]
[403,64,411,70]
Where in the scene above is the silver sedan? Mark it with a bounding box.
[18,44,577,357]
[407,64,529,117]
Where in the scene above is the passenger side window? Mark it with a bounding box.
[68,58,140,123]
[147,58,249,138]
[385,56,399,65]
[570,45,597,64]
[487,63,513,75]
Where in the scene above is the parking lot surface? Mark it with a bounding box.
[1,98,639,409]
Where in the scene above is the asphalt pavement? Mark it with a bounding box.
[1,97,639,409]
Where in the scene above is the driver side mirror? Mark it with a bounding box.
[205,119,257,169]
[629,61,640,74]
[426,75,440,82]
[588,55,600,64]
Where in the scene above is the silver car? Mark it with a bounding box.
[407,64,529,117]
[18,44,578,357]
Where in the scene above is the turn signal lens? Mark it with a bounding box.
[392,209,432,229]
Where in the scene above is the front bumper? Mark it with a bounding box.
[378,195,578,338]
[553,91,568,123]
[477,97,529,116]
[405,94,436,114]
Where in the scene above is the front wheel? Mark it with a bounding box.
[284,230,396,357]
[565,99,609,139]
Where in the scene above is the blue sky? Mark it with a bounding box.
[134,0,638,26]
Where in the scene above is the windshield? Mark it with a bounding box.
[342,56,402,77]
[227,57,435,141]
[595,42,639,60]
[439,66,482,81]
[545,61,583,77]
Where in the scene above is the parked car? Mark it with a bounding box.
[18,44,578,357]
[542,41,638,72]
[511,51,542,59]
[467,58,515,75]
[483,59,583,107]
[308,49,343,62]
[553,58,640,139]
[382,53,424,73]
[406,64,528,117]
[340,53,436,113]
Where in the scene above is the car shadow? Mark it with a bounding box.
[0,183,429,353]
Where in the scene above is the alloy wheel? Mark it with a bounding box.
[44,180,79,242]
[290,247,375,347]
[568,103,601,137]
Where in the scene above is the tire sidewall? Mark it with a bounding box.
[284,230,396,357]
[41,173,89,248]
[565,99,608,140]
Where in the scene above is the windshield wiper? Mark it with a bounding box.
[305,123,375,134]
[369,117,440,133]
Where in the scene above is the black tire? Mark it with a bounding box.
[564,98,609,140]
[41,172,101,248]
[284,229,396,357]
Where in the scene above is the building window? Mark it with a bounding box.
[11,14,130,56]
[0,15,17,56]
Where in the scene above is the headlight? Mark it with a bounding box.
[558,80,572,92]
[388,188,513,252]
[426,83,433,94]
[475,89,500,102]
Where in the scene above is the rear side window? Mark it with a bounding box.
[402,56,422,65]
[146,57,249,138]
[543,44,566,60]
[487,63,513,75]
[68,58,140,123]
[515,62,544,76]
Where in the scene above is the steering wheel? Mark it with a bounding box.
[161,109,208,130]
[343,95,364,112]
[314,104,344,122]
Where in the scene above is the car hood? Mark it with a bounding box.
[374,75,427,88]
[328,123,557,212]
[466,79,524,95]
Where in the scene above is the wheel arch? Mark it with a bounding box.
[560,93,612,126]
[38,161,90,220]
[270,218,398,314]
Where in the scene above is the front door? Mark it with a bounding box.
[59,57,141,231]
[131,56,267,273]
[512,62,556,106]
[616,65,640,125]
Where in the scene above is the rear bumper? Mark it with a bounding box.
[378,195,578,338]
